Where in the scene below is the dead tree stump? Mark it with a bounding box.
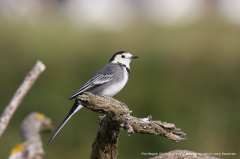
[77,92,187,159]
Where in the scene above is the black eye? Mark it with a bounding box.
[121,55,125,58]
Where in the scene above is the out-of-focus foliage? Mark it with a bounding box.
[0,16,240,159]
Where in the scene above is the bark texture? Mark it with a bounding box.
[77,92,187,159]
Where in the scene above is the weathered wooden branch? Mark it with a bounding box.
[149,150,220,159]
[0,61,46,138]
[8,112,53,159]
[77,92,187,159]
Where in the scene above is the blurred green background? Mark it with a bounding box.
[1,10,240,159]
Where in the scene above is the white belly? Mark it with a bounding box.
[102,70,128,97]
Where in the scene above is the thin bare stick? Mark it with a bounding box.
[0,61,46,138]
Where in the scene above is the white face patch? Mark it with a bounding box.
[111,52,133,68]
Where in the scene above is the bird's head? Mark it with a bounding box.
[109,51,138,67]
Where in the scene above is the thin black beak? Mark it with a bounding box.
[131,56,139,59]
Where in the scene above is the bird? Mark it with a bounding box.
[48,51,138,144]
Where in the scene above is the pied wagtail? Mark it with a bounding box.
[48,51,138,144]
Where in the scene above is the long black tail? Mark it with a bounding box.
[48,100,83,145]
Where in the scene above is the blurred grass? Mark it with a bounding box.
[0,16,240,159]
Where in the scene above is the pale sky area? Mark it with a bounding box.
[1,0,240,28]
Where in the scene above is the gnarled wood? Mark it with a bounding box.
[77,92,187,159]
